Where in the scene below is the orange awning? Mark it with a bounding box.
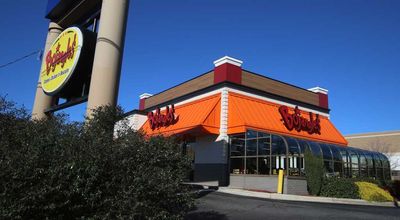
[228,92,348,146]
[140,94,221,136]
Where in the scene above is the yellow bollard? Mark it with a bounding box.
[277,169,284,194]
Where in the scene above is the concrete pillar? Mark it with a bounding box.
[85,0,129,118]
[32,22,63,120]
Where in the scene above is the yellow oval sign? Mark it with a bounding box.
[40,27,83,95]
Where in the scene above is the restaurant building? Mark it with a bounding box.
[125,56,391,195]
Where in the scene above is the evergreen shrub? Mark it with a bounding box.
[0,97,193,219]
[304,148,324,195]
[320,178,360,199]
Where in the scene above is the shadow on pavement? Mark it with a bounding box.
[184,211,228,220]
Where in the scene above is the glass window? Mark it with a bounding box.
[258,156,270,175]
[246,130,257,139]
[334,161,343,177]
[258,131,270,138]
[296,140,309,176]
[365,152,375,178]
[308,142,322,157]
[320,144,333,160]
[297,139,309,154]
[246,157,257,174]
[337,147,351,177]
[329,145,342,161]
[324,160,334,174]
[271,135,286,175]
[271,135,286,155]
[230,158,244,174]
[258,137,270,156]
[287,137,300,155]
[375,153,384,180]
[230,138,245,157]
[358,150,368,177]
[228,131,393,180]
[378,153,391,180]
[246,139,257,156]
[286,137,301,176]
[349,149,360,178]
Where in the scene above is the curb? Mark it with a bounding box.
[217,187,398,208]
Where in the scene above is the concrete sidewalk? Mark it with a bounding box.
[217,187,398,208]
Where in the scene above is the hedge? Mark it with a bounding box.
[0,97,194,219]
[320,178,360,199]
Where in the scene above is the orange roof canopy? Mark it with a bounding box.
[228,92,348,146]
[140,94,221,136]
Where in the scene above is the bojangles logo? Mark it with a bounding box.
[147,105,179,130]
[45,33,77,75]
[278,105,321,135]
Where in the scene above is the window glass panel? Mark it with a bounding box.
[287,137,300,155]
[246,158,257,174]
[329,145,342,161]
[230,158,244,174]
[365,152,374,167]
[324,160,334,174]
[358,151,367,166]
[349,150,359,165]
[358,150,368,177]
[334,161,343,177]
[289,156,301,176]
[300,157,306,176]
[379,154,390,169]
[286,137,300,176]
[365,152,375,178]
[343,162,351,177]
[377,167,384,180]
[297,139,309,154]
[320,144,333,160]
[258,131,270,138]
[271,135,286,155]
[271,156,285,175]
[308,142,322,157]
[258,156,270,175]
[258,138,270,156]
[246,130,257,139]
[339,148,349,163]
[246,139,257,156]
[384,168,391,180]
[230,138,245,156]
[374,153,382,168]
[349,149,359,177]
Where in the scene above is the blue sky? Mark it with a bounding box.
[0,0,399,135]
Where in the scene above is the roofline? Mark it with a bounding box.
[143,68,322,104]
[131,82,330,114]
[144,69,213,99]
[344,130,400,138]
[242,68,319,96]
[123,109,147,118]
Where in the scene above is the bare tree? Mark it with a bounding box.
[367,138,400,171]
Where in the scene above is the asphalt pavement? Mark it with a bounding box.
[185,191,400,220]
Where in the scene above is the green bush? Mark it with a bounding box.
[304,148,324,195]
[0,97,193,219]
[320,178,360,199]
